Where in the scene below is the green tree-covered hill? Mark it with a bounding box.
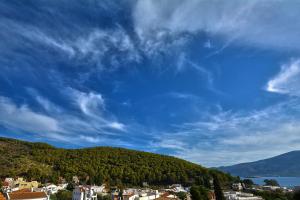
[0,137,234,186]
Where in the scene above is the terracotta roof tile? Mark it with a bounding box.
[12,189,32,193]
[155,193,178,200]
[8,192,47,200]
[0,193,6,200]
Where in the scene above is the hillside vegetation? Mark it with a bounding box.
[0,137,234,186]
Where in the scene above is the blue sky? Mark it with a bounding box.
[1,0,300,167]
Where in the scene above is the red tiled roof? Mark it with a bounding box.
[12,189,32,193]
[8,192,47,200]
[0,193,6,200]
[155,193,178,200]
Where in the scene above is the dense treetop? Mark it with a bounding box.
[0,137,234,187]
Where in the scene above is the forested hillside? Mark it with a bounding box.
[0,137,234,186]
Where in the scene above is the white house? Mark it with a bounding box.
[112,190,160,200]
[72,186,97,200]
[262,185,281,191]
[57,183,68,191]
[46,184,58,194]
[224,191,263,200]
[232,183,243,191]
[4,178,14,186]
[167,184,187,193]
[73,176,80,184]
[91,185,106,193]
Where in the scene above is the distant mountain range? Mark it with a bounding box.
[219,151,300,177]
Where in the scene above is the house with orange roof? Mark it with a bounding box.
[154,192,178,200]
[0,193,6,200]
[6,191,48,200]
[12,189,33,193]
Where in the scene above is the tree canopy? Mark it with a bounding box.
[0,137,234,187]
[242,179,254,187]
[213,175,225,200]
[264,179,280,186]
[190,185,209,200]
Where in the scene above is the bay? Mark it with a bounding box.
[245,177,300,188]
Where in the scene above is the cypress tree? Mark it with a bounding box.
[213,175,225,200]
[190,186,202,200]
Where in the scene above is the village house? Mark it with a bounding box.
[57,183,68,191]
[45,184,58,195]
[232,183,243,191]
[2,178,16,193]
[4,179,14,188]
[73,176,80,185]
[261,185,281,191]
[6,191,48,200]
[166,184,188,193]
[123,193,138,200]
[2,182,10,193]
[90,185,106,194]
[154,193,178,200]
[1,178,38,193]
[17,181,39,190]
[72,186,97,200]
[111,189,163,200]
[137,190,160,200]
[0,193,6,200]
[13,178,39,190]
[224,191,263,200]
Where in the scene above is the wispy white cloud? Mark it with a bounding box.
[73,27,141,67]
[137,29,191,58]
[29,30,76,57]
[0,2,217,81]
[0,96,60,134]
[69,89,105,117]
[203,40,213,49]
[150,138,187,151]
[151,99,300,167]
[65,88,126,132]
[0,18,140,70]
[266,59,300,96]
[176,53,217,91]
[108,122,126,131]
[27,88,62,113]
[133,0,300,51]
[0,88,127,145]
[1,22,76,58]
[168,92,199,101]
[79,135,101,143]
